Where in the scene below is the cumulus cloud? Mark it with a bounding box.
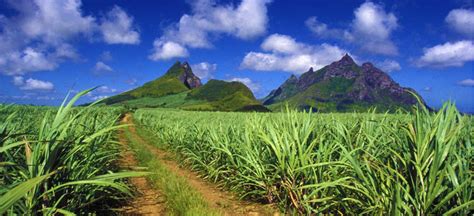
[12,76,54,91]
[100,6,140,44]
[416,40,474,67]
[445,9,474,37]
[13,76,25,86]
[150,0,271,61]
[306,2,398,55]
[458,79,474,87]
[377,59,401,72]
[94,61,114,72]
[16,0,95,44]
[0,0,90,75]
[352,2,398,55]
[229,77,260,92]
[0,47,58,75]
[261,34,307,54]
[241,34,347,73]
[149,41,189,60]
[191,62,217,79]
[0,1,139,76]
[305,17,353,41]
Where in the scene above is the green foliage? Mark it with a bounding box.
[133,102,473,215]
[0,90,146,215]
[187,79,256,101]
[181,80,265,112]
[164,61,187,77]
[183,92,262,112]
[103,61,190,105]
[103,67,266,112]
[108,76,188,104]
[124,122,219,216]
[116,92,196,108]
[268,77,418,113]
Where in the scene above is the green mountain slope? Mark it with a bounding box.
[102,61,201,105]
[183,80,268,112]
[264,54,424,112]
[102,63,268,112]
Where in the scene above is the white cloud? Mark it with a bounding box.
[305,17,353,41]
[352,2,398,55]
[241,34,347,74]
[149,40,189,60]
[445,9,474,37]
[54,43,78,59]
[229,77,260,92]
[416,40,474,67]
[458,79,474,87]
[13,76,25,86]
[18,0,95,44]
[94,61,113,72]
[100,6,140,44]
[191,62,217,79]
[0,0,89,75]
[377,59,401,72]
[96,86,117,93]
[12,76,54,91]
[0,47,58,75]
[261,34,307,54]
[423,87,432,91]
[150,0,271,60]
[306,2,398,55]
[0,1,139,76]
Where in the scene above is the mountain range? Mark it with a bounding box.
[263,54,422,112]
[102,61,269,112]
[102,54,423,112]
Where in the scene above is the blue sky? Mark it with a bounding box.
[0,0,473,112]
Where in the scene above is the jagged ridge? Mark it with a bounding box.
[264,54,424,112]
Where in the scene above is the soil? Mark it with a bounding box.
[118,113,279,216]
[116,117,166,215]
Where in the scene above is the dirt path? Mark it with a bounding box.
[117,117,166,215]
[123,113,279,216]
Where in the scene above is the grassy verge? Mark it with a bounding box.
[123,125,219,216]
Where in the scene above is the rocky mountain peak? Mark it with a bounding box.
[262,53,424,112]
[181,61,191,69]
[288,74,298,81]
[178,62,202,89]
[337,53,356,66]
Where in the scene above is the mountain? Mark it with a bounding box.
[102,61,201,105]
[263,54,424,112]
[183,79,269,112]
[102,61,268,112]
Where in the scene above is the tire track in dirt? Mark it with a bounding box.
[124,113,279,216]
[117,116,166,216]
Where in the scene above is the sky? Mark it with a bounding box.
[0,0,473,112]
